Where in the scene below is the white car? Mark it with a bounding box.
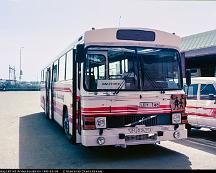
[184,77,216,131]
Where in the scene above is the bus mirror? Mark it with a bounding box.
[76,44,85,62]
[186,69,191,86]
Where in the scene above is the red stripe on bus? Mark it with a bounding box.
[187,112,214,117]
[82,110,173,116]
[53,86,72,92]
[187,106,215,110]
[51,99,185,117]
[81,105,171,112]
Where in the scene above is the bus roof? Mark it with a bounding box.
[84,28,181,50]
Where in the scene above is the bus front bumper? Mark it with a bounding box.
[81,124,187,147]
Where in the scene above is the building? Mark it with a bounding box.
[181,29,216,77]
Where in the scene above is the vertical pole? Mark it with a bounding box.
[9,65,10,80]
[14,66,16,81]
[19,47,24,81]
[118,16,121,28]
[19,47,21,81]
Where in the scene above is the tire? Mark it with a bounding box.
[63,108,72,141]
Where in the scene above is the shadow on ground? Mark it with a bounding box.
[19,112,191,169]
[174,128,216,155]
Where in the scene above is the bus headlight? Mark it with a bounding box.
[172,113,181,124]
[95,117,106,129]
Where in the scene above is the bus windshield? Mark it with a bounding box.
[84,46,182,91]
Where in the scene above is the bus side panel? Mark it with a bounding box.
[52,81,73,127]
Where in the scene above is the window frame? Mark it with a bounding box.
[53,60,59,82]
[65,49,73,80]
[58,54,66,81]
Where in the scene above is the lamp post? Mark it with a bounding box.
[118,16,121,28]
[19,47,24,81]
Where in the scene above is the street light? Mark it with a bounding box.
[19,47,24,81]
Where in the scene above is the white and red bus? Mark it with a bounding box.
[40,28,188,147]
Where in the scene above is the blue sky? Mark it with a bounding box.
[1,0,216,81]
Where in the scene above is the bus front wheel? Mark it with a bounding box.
[63,108,72,142]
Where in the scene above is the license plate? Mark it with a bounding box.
[139,102,160,108]
[125,134,157,141]
[128,126,151,134]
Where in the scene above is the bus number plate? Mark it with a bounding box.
[139,102,160,108]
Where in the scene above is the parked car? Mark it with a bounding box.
[184,77,216,131]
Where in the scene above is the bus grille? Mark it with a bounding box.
[106,114,171,128]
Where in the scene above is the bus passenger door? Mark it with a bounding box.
[50,65,54,120]
[72,45,83,144]
[45,68,51,119]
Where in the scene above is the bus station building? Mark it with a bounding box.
[181,29,216,77]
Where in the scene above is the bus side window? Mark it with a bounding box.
[59,55,66,81]
[200,84,216,100]
[53,61,58,82]
[66,50,73,80]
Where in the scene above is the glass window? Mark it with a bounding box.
[59,55,66,81]
[66,50,73,80]
[109,61,121,78]
[184,84,198,100]
[200,84,216,100]
[138,48,181,90]
[116,29,155,41]
[85,54,106,90]
[99,65,105,79]
[53,61,58,82]
[84,47,182,91]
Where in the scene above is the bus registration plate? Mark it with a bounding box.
[139,102,160,108]
[128,126,151,134]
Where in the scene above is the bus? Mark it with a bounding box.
[40,28,188,147]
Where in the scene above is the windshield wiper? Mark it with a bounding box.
[124,115,157,127]
[113,72,133,95]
